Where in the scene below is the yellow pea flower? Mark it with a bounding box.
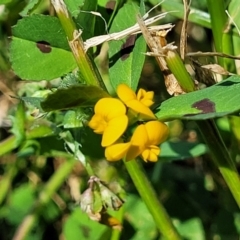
[117,84,156,120]
[88,98,128,147]
[126,121,169,162]
[105,139,131,161]
[105,121,169,162]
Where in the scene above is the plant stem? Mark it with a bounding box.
[12,214,38,240]
[0,162,18,205]
[50,0,106,89]
[124,159,181,240]
[165,50,195,92]
[206,0,240,160]
[196,120,240,207]
[206,0,236,72]
[0,135,18,156]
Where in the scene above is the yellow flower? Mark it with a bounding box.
[117,84,156,120]
[105,139,131,161]
[88,98,128,147]
[126,121,169,162]
[137,88,154,107]
[105,121,169,162]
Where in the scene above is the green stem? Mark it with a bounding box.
[206,0,236,72]
[196,120,240,208]
[0,135,18,156]
[110,206,124,240]
[228,116,240,159]
[13,158,76,240]
[50,0,105,89]
[0,162,18,205]
[124,159,181,240]
[166,50,195,92]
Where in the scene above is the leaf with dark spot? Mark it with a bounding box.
[36,41,52,53]
[192,98,215,113]
[156,75,240,120]
[120,35,136,61]
[80,225,91,238]
[10,15,76,81]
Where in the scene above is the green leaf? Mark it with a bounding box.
[20,96,44,110]
[10,15,77,81]
[160,141,208,161]
[156,75,240,120]
[228,0,240,29]
[41,200,61,221]
[41,85,110,111]
[160,0,211,29]
[176,218,205,240]
[19,0,41,16]
[65,0,84,18]
[108,2,146,91]
[12,15,70,51]
[60,72,81,88]
[0,0,12,3]
[63,208,110,240]
[63,110,84,128]
[125,195,157,240]
[76,0,98,40]
[26,120,55,139]
[94,0,117,37]
[4,184,35,225]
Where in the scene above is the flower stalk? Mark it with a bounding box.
[124,159,181,240]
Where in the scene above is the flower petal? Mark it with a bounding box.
[141,146,160,162]
[88,114,107,134]
[95,98,126,119]
[137,89,154,107]
[117,84,136,103]
[125,124,148,161]
[145,121,169,145]
[105,142,131,161]
[102,115,128,147]
[126,100,156,120]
